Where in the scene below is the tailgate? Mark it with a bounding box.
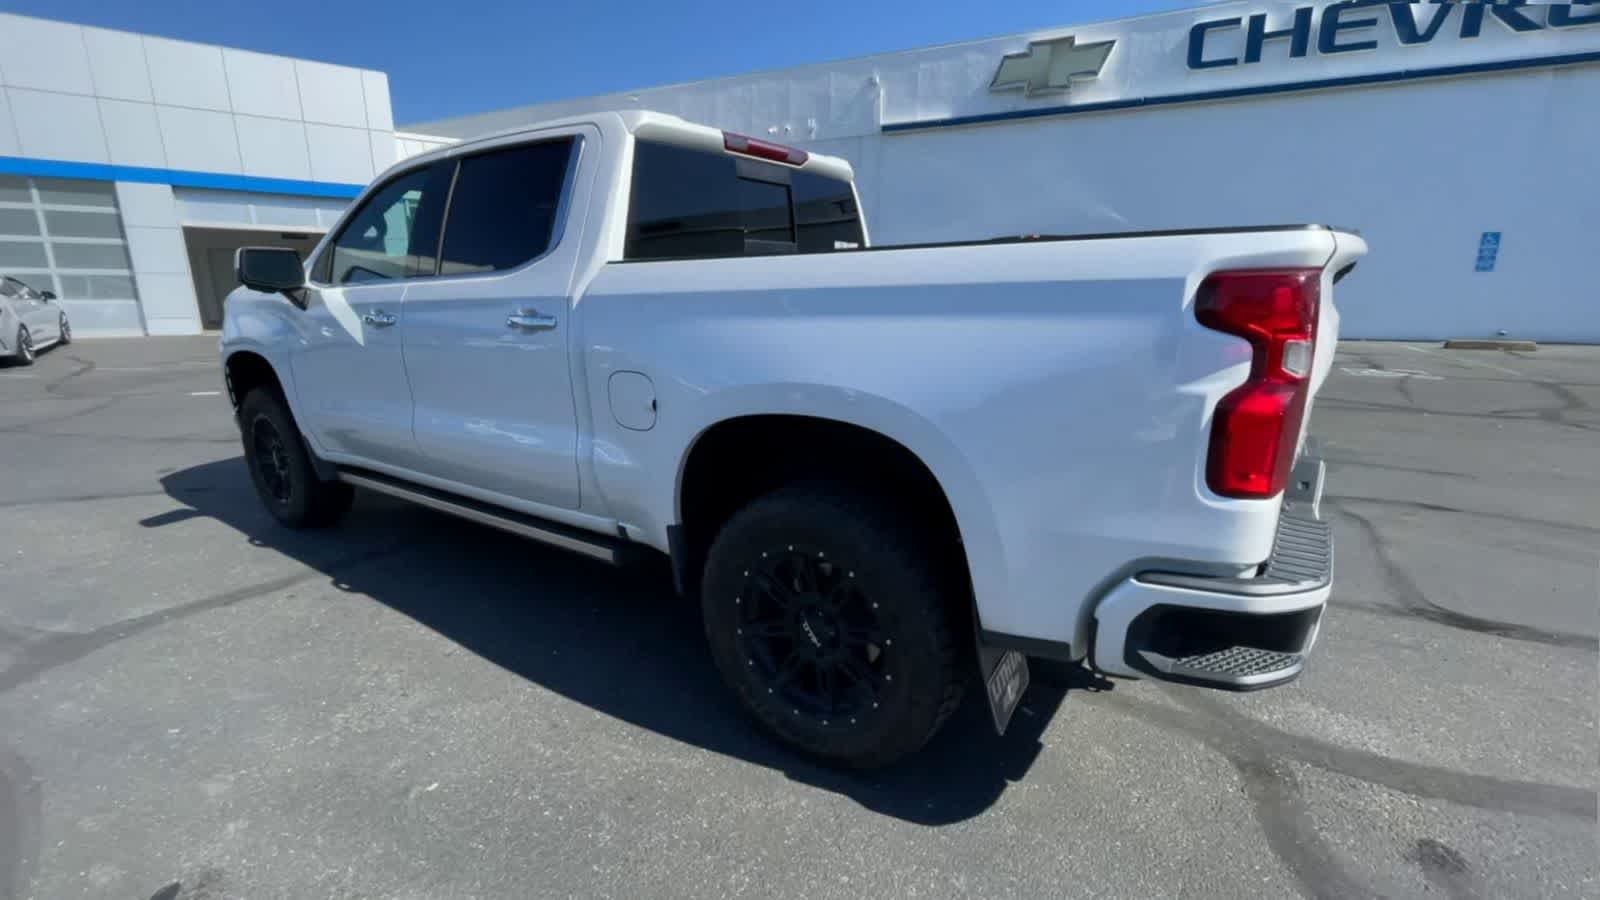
[1299,231,1368,457]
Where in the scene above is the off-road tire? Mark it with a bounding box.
[239,388,353,528]
[701,483,965,768]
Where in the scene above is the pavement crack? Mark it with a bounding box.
[42,356,96,394]
[1317,397,1595,432]
[0,489,171,510]
[0,542,408,693]
[1335,505,1598,651]
[0,398,121,434]
[1326,494,1599,537]
[0,748,41,900]
[1407,838,1483,900]
[1323,455,1474,481]
[1099,692,1598,822]
[1157,690,1379,900]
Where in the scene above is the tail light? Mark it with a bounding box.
[723,132,809,166]
[1196,268,1321,499]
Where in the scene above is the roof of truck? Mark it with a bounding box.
[386,110,855,185]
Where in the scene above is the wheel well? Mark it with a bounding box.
[677,415,971,602]
[223,351,282,411]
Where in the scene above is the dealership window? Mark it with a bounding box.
[625,140,863,261]
[0,175,139,305]
[438,138,575,275]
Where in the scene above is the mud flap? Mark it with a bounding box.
[976,643,1030,735]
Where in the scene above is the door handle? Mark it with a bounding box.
[506,309,558,332]
[361,310,397,328]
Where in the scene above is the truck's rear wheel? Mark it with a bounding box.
[701,484,964,768]
[239,388,353,528]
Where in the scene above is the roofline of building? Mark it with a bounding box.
[0,9,387,77]
[402,0,1244,133]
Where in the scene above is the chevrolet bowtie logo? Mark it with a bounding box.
[990,35,1116,97]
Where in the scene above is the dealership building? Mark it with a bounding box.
[3,3,1597,341]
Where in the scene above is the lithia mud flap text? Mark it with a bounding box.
[977,644,1030,734]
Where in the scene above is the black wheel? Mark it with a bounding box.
[701,484,964,768]
[13,326,33,366]
[238,388,353,528]
[58,315,70,345]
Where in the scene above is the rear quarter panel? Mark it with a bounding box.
[580,229,1342,653]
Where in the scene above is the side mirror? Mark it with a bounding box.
[39,291,56,301]
[236,247,307,307]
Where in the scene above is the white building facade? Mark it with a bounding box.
[4,5,1595,341]
[412,1,1600,342]
[0,13,402,336]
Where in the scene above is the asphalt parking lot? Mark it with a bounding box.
[1,336,1595,900]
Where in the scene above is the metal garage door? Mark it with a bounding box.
[0,176,143,335]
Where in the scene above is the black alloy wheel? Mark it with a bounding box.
[251,415,294,503]
[736,545,892,727]
[701,484,964,768]
[237,387,353,528]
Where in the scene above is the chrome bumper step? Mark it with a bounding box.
[1136,645,1304,690]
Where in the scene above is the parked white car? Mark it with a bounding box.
[221,110,1366,766]
[1,274,70,365]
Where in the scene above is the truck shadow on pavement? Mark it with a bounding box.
[150,457,1103,826]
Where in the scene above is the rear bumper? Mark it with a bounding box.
[1091,460,1333,690]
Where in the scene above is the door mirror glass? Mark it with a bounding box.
[39,290,55,301]
[237,247,306,294]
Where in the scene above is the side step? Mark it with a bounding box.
[338,467,637,565]
[1135,646,1304,691]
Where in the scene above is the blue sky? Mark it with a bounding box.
[4,0,1210,125]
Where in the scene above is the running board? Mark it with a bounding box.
[337,468,636,565]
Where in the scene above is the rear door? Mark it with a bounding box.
[401,131,587,508]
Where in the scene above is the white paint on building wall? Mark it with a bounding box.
[0,12,398,335]
[410,1,1600,342]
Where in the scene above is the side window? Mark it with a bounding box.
[2,277,36,299]
[438,138,575,276]
[322,163,449,285]
[793,171,864,253]
[625,140,859,261]
[626,141,792,261]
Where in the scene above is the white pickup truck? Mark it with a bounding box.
[221,110,1366,767]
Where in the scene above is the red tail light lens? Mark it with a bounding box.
[1196,269,1321,499]
[723,132,809,166]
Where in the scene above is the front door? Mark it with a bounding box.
[401,133,587,509]
[289,162,451,468]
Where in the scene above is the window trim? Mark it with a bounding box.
[307,133,585,289]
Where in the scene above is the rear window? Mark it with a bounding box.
[625,140,863,261]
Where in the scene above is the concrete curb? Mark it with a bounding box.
[1442,339,1537,351]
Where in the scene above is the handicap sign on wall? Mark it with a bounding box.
[1475,232,1501,273]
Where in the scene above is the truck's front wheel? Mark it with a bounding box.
[238,388,353,529]
[701,485,964,768]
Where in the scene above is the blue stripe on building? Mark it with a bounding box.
[0,156,365,199]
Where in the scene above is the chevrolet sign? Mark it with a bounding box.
[1188,1,1600,70]
[990,35,1116,96]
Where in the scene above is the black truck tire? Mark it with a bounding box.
[239,388,354,529]
[701,483,965,768]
